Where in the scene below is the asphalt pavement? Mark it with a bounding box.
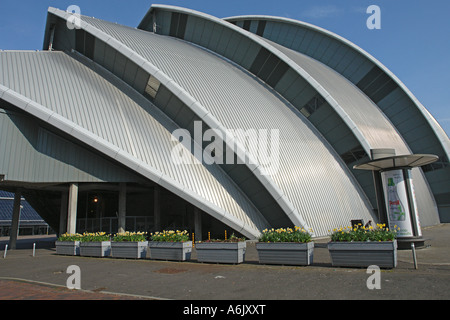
[1,223,449,302]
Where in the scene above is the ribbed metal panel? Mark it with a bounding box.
[0,51,269,238]
[75,15,377,236]
[267,39,409,153]
[232,21,441,227]
[0,107,143,183]
[226,16,449,162]
[44,9,309,231]
[141,6,441,228]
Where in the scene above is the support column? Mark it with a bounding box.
[9,189,22,250]
[154,186,161,231]
[194,207,202,242]
[67,183,78,234]
[118,183,127,233]
[59,191,68,235]
[371,148,396,225]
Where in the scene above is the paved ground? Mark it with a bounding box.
[1,224,450,301]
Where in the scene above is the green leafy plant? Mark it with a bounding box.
[57,233,83,242]
[203,232,246,243]
[79,232,111,242]
[330,223,399,242]
[112,231,147,242]
[258,226,312,243]
[150,230,190,242]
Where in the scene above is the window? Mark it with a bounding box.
[341,147,367,164]
[300,94,326,117]
[144,75,161,99]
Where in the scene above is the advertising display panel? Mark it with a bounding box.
[381,169,420,238]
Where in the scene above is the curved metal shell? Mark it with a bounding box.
[1,4,446,239]
[47,9,377,236]
[224,15,448,224]
[225,15,450,159]
[139,5,442,226]
[0,51,269,238]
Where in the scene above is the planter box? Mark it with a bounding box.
[55,241,80,256]
[148,241,192,261]
[111,241,148,259]
[328,240,397,268]
[80,241,111,257]
[256,242,314,266]
[195,242,246,264]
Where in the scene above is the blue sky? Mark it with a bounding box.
[1,0,449,136]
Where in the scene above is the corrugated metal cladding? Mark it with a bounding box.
[227,16,449,162]
[70,14,377,236]
[266,39,408,152]
[139,6,443,226]
[262,39,441,227]
[1,4,446,238]
[142,6,441,226]
[224,15,444,225]
[0,51,270,238]
[0,106,140,183]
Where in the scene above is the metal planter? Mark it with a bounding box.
[79,241,111,257]
[256,242,314,266]
[328,240,397,268]
[148,241,192,261]
[195,242,246,264]
[111,241,148,259]
[55,241,80,256]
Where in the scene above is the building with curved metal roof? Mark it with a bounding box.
[0,5,448,240]
[0,190,51,236]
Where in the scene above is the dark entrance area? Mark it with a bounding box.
[1,181,245,243]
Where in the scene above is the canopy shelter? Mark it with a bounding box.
[353,154,439,171]
[354,153,439,249]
